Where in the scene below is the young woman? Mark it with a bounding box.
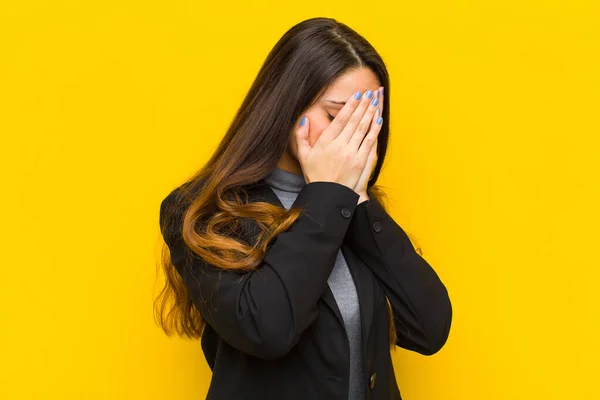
[156,17,452,400]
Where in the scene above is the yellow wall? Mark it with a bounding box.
[1,1,598,399]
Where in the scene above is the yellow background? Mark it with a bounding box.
[1,1,598,399]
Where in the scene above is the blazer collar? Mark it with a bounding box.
[245,179,375,351]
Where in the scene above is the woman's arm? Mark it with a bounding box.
[160,181,360,360]
[344,193,452,355]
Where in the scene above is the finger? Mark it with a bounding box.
[368,86,383,135]
[335,89,376,144]
[357,91,381,149]
[317,91,363,143]
[357,110,383,161]
[347,88,381,149]
[362,86,383,144]
[294,115,311,161]
[378,86,384,116]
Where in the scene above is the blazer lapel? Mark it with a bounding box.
[243,179,374,347]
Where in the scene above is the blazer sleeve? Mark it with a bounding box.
[159,181,360,360]
[344,193,452,355]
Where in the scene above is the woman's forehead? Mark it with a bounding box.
[322,67,381,102]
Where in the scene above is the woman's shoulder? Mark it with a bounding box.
[159,178,206,236]
[161,177,208,210]
[160,176,267,229]
[159,177,259,247]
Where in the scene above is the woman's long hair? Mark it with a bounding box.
[154,17,422,349]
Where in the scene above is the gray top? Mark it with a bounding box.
[263,166,365,399]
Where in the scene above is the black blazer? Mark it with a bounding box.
[159,178,452,400]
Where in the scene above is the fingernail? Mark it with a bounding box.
[377,89,380,99]
[382,87,384,95]
[365,90,373,99]
[300,116,307,126]
[354,91,362,100]
[376,117,383,125]
[376,108,380,117]
[371,97,379,106]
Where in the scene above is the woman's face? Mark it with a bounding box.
[289,67,382,158]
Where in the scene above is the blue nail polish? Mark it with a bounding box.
[377,117,383,125]
[354,92,362,100]
[376,108,380,117]
[377,90,380,99]
[381,87,384,95]
[300,116,307,126]
[366,90,373,99]
[371,97,379,106]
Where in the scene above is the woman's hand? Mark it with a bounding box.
[355,137,378,204]
[354,87,384,203]
[294,88,383,191]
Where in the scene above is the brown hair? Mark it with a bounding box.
[154,17,422,350]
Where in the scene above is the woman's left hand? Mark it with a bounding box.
[354,87,383,203]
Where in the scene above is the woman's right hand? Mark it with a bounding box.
[294,88,383,190]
